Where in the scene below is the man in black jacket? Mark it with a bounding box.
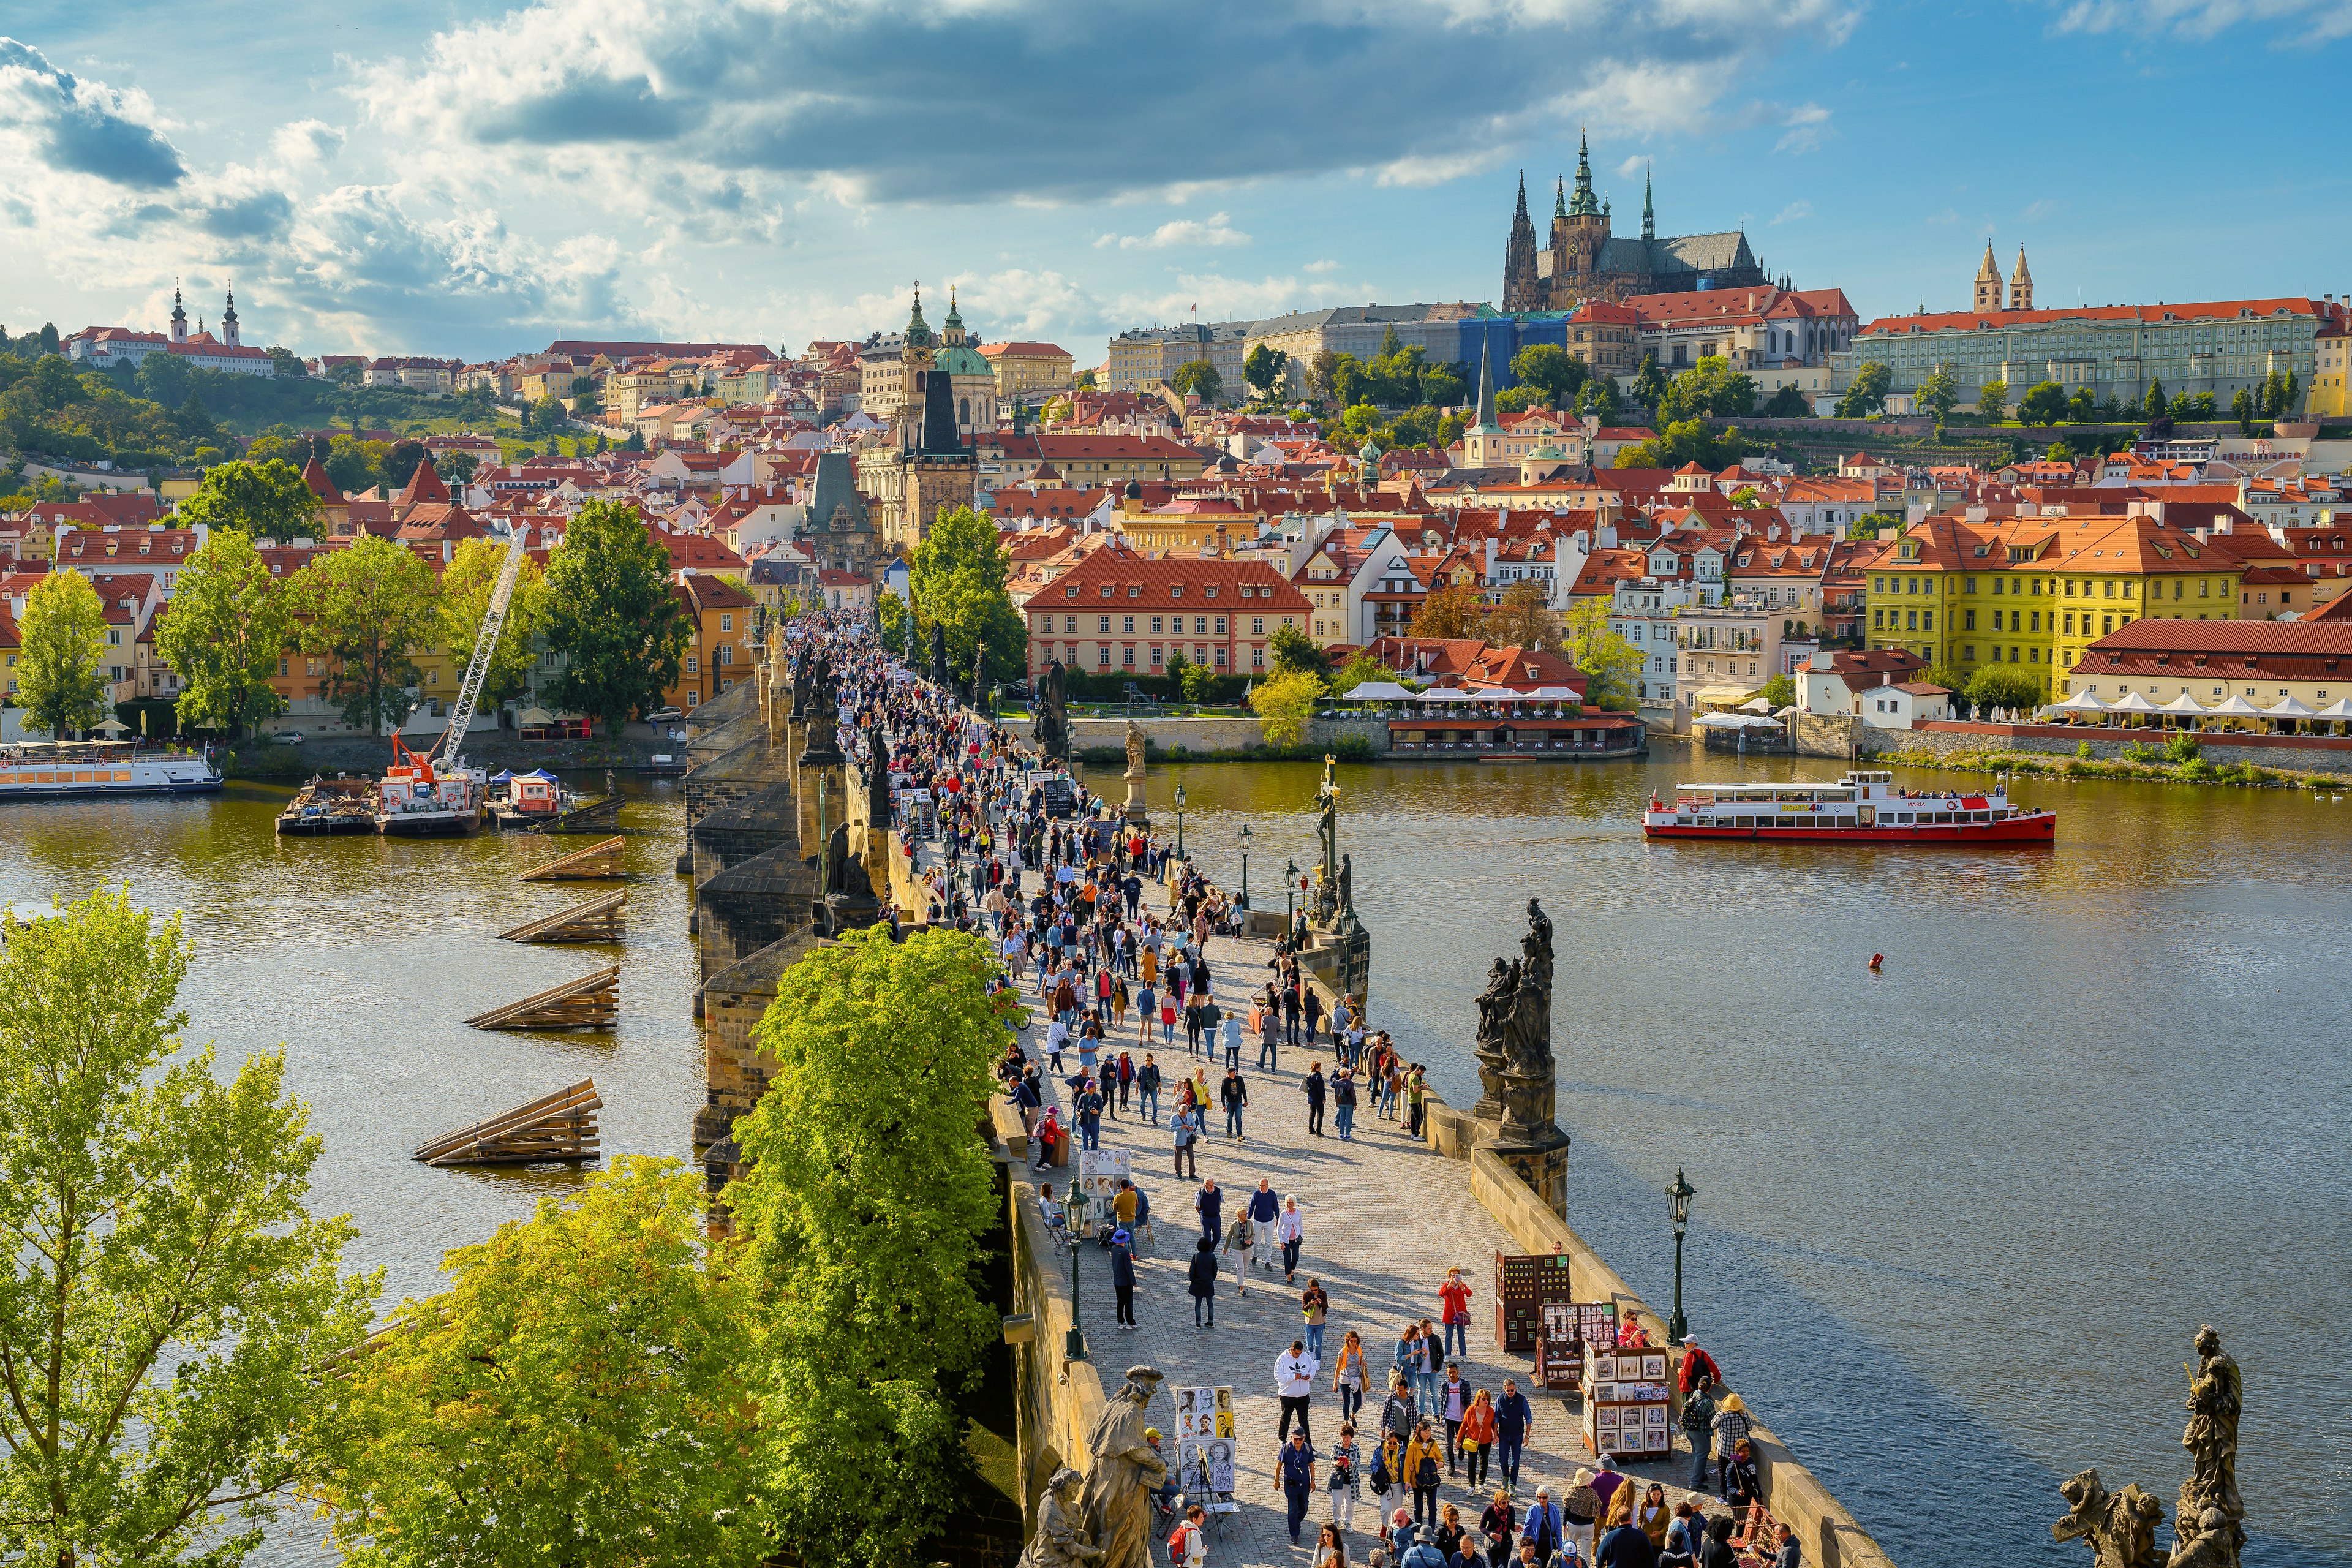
[1188,1235,1221,1328]
[1219,1066,1249,1139]
[1302,1063,1327,1136]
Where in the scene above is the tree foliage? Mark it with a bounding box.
[906,505,1025,688]
[2018,381,2071,426]
[1559,596,1642,708]
[1834,361,1892,419]
[154,529,293,737]
[1977,379,2010,423]
[1167,360,1223,405]
[1915,362,1961,426]
[1659,355,1757,421]
[1510,345,1587,408]
[1482,578,1558,649]
[14,570,111,734]
[439,537,549,710]
[1613,417,1749,470]
[546,500,692,734]
[1762,383,1809,419]
[1250,668,1325,745]
[726,928,1009,1567]
[1328,647,1385,695]
[1630,353,1668,410]
[290,535,441,733]
[311,1159,760,1568]
[1409,582,1487,639]
[1962,662,2048,712]
[0,888,376,1568]
[173,459,321,541]
[1268,622,1329,676]
[1243,344,1287,399]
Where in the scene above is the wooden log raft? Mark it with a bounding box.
[412,1079,601,1166]
[462,965,619,1031]
[496,891,625,944]
[518,835,624,881]
[531,793,624,834]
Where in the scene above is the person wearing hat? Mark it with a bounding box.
[1589,1453,1626,1521]
[1709,1394,1752,1499]
[1677,1338,1721,1395]
[1109,1227,1138,1328]
[1561,1468,1600,1562]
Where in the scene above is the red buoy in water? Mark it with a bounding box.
[1868,952,1885,971]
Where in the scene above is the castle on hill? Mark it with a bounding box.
[1502,135,1771,312]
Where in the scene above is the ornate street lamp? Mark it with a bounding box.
[1237,823,1253,908]
[1065,1184,1090,1362]
[1666,1168,1696,1345]
[1284,858,1300,933]
[1174,783,1188,859]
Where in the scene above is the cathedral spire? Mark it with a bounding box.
[1553,176,1566,219]
[1473,335,1498,431]
[1642,168,1655,242]
[221,282,239,347]
[170,282,187,344]
[1567,129,1600,218]
[1515,172,1529,223]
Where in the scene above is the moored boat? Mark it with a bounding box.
[1642,769,2056,843]
[0,740,221,799]
[375,737,487,836]
[276,775,377,835]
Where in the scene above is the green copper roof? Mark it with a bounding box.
[937,343,990,377]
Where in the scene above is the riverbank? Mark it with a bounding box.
[222,734,679,780]
[1877,742,2348,793]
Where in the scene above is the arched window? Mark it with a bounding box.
[960,397,971,424]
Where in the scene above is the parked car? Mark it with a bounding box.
[644,706,683,723]
[270,731,306,745]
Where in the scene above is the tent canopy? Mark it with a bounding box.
[2051,692,2108,712]
[2267,695,2318,717]
[2207,695,2266,715]
[2312,698,2352,719]
[2158,692,2207,714]
[516,706,556,726]
[91,717,129,734]
[1341,681,1419,703]
[2106,692,2161,713]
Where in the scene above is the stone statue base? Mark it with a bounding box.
[1329,914,1371,1017]
[1121,780,1148,826]
[1490,1126,1572,1215]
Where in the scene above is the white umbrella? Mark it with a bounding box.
[1343,681,1419,703]
[2311,698,2352,720]
[516,706,556,726]
[2107,692,2161,714]
[2266,695,2318,717]
[92,717,130,734]
[2207,695,2266,717]
[2049,691,2109,712]
[2158,692,2208,715]
[1738,696,1775,714]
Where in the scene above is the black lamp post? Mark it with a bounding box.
[1238,823,1253,908]
[1284,858,1299,931]
[1174,783,1187,859]
[1666,1168,1696,1345]
[1065,1186,1090,1362]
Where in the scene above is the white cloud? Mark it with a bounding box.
[1094,212,1253,251]
[1773,102,1832,153]
[1615,154,1648,179]
[1770,199,1811,225]
[2052,0,2352,39]
[1304,258,1340,273]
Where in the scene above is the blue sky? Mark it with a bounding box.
[4,0,2349,368]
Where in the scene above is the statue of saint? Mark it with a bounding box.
[1506,897,1555,1080]
[931,620,949,687]
[1039,658,1071,762]
[2054,1469,2165,1568]
[1336,851,1354,916]
[1080,1365,1167,1568]
[2169,1325,2243,1568]
[1020,1467,1104,1568]
[1126,720,1147,778]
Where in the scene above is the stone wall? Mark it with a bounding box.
[1871,720,2352,775]
[998,713,1393,756]
[1792,712,1865,760]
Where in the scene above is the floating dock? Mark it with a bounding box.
[411,1079,602,1166]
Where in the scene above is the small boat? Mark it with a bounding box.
[486,769,571,829]
[375,736,487,837]
[0,739,221,799]
[1642,769,2056,843]
[276,775,377,835]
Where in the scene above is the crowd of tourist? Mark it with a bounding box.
[800,622,1800,1568]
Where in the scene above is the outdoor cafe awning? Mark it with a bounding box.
[2049,691,2109,713]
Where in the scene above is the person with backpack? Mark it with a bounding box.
[1167,1502,1209,1565]
[1370,1432,1408,1526]
[1679,1379,1717,1493]
[1404,1417,1446,1528]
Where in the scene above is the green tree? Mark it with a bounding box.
[434,448,479,486]
[726,927,1008,1567]
[2143,378,2167,420]
[2018,381,2071,426]
[1579,375,1622,421]
[290,535,441,733]
[0,888,376,1568]
[15,570,110,735]
[1834,361,1893,418]
[1660,356,1757,421]
[1977,380,2010,423]
[311,1158,760,1568]
[1249,668,1325,745]
[1410,582,1487,639]
[1482,578,1558,649]
[1630,353,1668,410]
[1762,383,1810,419]
[1510,345,1587,409]
[153,530,293,738]
[173,458,321,541]
[2068,389,2096,422]
[1493,386,1544,415]
[1915,361,1961,425]
[2231,386,2256,435]
[1180,661,1216,703]
[439,537,551,709]
[1758,672,1796,709]
[1168,360,1223,404]
[1268,621,1329,676]
[623,426,645,452]
[1558,596,1640,707]
[907,505,1025,688]
[2189,391,2217,419]
[546,500,692,736]
[1613,417,1749,470]
[530,391,568,430]
[1419,363,1466,407]
[1962,663,2046,712]
[1243,343,1287,399]
[1327,354,1373,409]
[1329,647,1384,696]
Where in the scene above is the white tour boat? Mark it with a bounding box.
[1643,769,2056,844]
[0,741,222,799]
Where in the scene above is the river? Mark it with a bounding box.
[1159,748,2351,1568]
[0,758,2341,1567]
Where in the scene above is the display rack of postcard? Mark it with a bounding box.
[1076,1147,1131,1212]
[1538,1302,1618,1395]
[1581,1344,1673,1458]
[1173,1385,1237,1497]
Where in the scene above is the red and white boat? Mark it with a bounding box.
[1642,769,2056,843]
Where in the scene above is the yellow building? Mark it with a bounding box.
[979,341,1074,397]
[1865,511,2242,699]
[2314,318,2350,418]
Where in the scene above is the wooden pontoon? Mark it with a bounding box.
[496,890,626,944]
[532,793,623,834]
[462,965,619,1030]
[410,1079,602,1166]
[518,835,624,881]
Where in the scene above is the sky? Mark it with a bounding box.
[5,0,2351,369]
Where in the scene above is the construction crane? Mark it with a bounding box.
[432,532,529,773]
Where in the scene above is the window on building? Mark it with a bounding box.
[1215,647,1227,667]
[1098,616,1111,633]
[719,612,733,632]
[686,655,699,673]
[718,646,733,666]
[1098,646,1111,666]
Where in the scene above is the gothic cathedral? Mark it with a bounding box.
[1502,135,1768,312]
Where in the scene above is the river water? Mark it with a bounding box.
[1159,748,2351,1568]
[0,758,2342,1567]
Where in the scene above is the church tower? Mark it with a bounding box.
[2008,245,2034,311]
[1547,132,1611,307]
[170,284,187,344]
[1642,168,1655,243]
[221,284,239,347]
[1502,173,1542,312]
[1973,243,2002,314]
[895,287,937,454]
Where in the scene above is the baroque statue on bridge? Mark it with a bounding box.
[2053,1468,2165,1568]
[1079,1365,1166,1568]
[1038,658,1071,763]
[2169,1325,2244,1568]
